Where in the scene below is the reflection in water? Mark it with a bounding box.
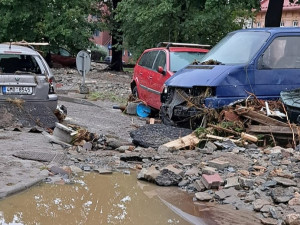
[0,172,194,225]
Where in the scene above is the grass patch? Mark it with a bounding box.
[88,91,127,104]
[123,67,134,73]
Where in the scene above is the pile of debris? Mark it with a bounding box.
[198,97,300,148]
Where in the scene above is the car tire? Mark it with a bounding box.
[159,105,175,126]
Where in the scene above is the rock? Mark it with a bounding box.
[269,206,278,219]
[273,177,297,187]
[201,173,224,189]
[202,166,217,175]
[194,180,206,192]
[253,199,271,211]
[155,166,182,186]
[144,166,160,182]
[106,138,131,149]
[164,165,184,176]
[116,146,131,153]
[214,140,237,149]
[260,204,272,213]
[285,213,300,225]
[83,142,93,151]
[178,179,189,187]
[69,165,82,174]
[185,167,200,176]
[289,197,300,206]
[239,170,250,177]
[205,141,218,151]
[214,188,238,200]
[263,180,277,188]
[239,177,255,189]
[49,166,69,176]
[225,176,240,189]
[137,168,147,180]
[271,187,294,203]
[195,192,212,201]
[260,217,278,225]
[208,158,229,170]
[94,168,113,174]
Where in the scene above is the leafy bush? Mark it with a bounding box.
[90,45,108,62]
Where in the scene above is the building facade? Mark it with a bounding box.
[254,0,300,28]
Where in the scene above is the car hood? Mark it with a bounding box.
[165,65,233,88]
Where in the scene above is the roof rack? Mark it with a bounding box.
[156,42,211,49]
[2,40,49,46]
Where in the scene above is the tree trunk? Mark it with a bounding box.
[265,0,284,27]
[110,0,123,71]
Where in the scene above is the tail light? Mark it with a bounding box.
[48,78,55,94]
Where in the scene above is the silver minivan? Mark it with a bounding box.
[0,44,57,111]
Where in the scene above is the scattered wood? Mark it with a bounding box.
[146,118,161,124]
[241,132,258,142]
[206,134,240,143]
[162,133,199,150]
[235,107,289,127]
[207,123,240,136]
[247,125,299,135]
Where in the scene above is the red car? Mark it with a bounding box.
[131,42,209,110]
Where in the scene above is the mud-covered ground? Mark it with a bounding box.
[1,63,300,225]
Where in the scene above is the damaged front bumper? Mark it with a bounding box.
[160,87,214,127]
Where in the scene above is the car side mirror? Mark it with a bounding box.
[157,66,165,75]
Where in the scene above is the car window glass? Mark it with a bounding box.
[170,52,206,72]
[143,51,158,69]
[201,31,270,65]
[59,48,71,57]
[138,52,149,67]
[261,36,300,69]
[0,54,42,74]
[153,51,166,71]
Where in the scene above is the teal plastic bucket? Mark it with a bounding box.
[136,103,151,118]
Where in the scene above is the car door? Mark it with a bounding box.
[135,50,159,105]
[254,35,300,98]
[148,50,168,109]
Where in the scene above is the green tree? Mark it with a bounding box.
[0,0,98,53]
[116,0,260,58]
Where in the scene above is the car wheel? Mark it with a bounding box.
[132,86,139,98]
[159,104,175,126]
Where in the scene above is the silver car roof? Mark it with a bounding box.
[0,44,38,55]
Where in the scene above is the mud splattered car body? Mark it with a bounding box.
[161,28,300,127]
[0,44,58,111]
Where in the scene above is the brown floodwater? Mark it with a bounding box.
[0,172,261,225]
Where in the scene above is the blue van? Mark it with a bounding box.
[160,27,300,126]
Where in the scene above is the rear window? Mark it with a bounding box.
[170,52,206,72]
[138,51,159,69]
[0,54,42,74]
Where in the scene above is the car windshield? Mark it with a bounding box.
[200,31,270,65]
[170,52,206,72]
[0,54,42,74]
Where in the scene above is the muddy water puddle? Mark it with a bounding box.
[0,172,204,225]
[0,172,261,225]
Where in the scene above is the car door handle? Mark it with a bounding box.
[149,76,152,79]
[139,73,142,76]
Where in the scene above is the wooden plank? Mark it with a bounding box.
[162,133,199,149]
[235,107,289,127]
[247,125,299,134]
[206,134,240,143]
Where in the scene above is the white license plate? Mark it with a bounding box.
[2,86,33,95]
